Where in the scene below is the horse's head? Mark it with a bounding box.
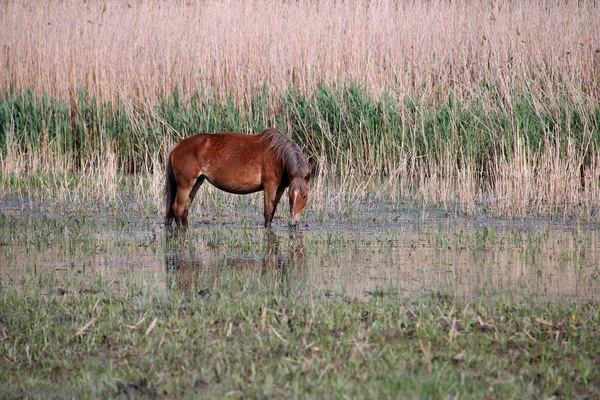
[289,172,310,225]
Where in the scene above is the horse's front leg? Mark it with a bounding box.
[263,186,285,228]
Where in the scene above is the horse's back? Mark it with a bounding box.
[170,131,278,195]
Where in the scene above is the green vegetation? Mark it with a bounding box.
[2,85,598,218]
[2,85,598,175]
[2,0,599,215]
[1,270,599,399]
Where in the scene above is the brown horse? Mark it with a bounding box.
[164,128,310,228]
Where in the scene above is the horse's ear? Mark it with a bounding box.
[305,171,311,182]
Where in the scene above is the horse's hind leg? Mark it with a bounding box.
[172,176,205,229]
[189,176,205,204]
[172,187,192,229]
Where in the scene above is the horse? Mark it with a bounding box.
[164,128,310,229]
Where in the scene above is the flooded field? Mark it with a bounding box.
[2,207,598,302]
[2,204,600,399]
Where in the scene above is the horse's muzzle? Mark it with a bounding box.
[289,215,300,227]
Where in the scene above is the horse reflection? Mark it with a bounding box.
[164,233,202,297]
[165,231,305,297]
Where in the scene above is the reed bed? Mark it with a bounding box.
[1,0,599,218]
[2,0,598,104]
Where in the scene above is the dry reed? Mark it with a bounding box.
[1,0,598,107]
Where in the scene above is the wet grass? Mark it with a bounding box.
[1,210,600,398]
[1,269,599,399]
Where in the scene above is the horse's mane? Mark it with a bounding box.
[259,128,310,190]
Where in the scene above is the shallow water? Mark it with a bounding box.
[1,208,599,302]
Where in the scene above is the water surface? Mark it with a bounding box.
[1,208,598,302]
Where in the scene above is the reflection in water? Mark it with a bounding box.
[2,210,599,302]
[304,225,600,301]
[164,232,202,297]
[164,230,305,297]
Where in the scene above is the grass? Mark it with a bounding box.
[1,270,599,399]
[3,85,598,175]
[1,85,599,220]
[2,0,598,105]
[1,206,599,398]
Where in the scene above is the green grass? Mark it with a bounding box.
[1,271,599,399]
[2,84,598,175]
[2,84,599,219]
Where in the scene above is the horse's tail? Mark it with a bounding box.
[164,152,177,224]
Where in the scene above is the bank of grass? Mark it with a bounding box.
[3,85,599,174]
[1,269,599,399]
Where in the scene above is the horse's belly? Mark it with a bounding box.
[205,173,262,195]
